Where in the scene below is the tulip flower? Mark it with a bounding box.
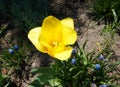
[28,16,77,60]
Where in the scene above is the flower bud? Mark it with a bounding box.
[99,54,104,60]
[94,64,100,70]
[71,58,76,64]
[8,49,14,54]
[14,45,19,51]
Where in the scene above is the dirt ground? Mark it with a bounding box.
[0,0,120,86]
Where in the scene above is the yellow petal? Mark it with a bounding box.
[39,16,63,44]
[54,47,72,60]
[62,27,77,45]
[28,27,47,53]
[61,18,74,29]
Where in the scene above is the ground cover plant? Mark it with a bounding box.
[90,0,120,23]
[0,0,120,87]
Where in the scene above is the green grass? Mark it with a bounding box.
[90,0,120,23]
[0,0,49,32]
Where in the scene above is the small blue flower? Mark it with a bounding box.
[71,58,76,64]
[99,84,107,87]
[94,64,101,70]
[14,45,19,51]
[99,54,104,60]
[8,49,14,54]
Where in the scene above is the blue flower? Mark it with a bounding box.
[71,58,76,64]
[99,84,107,87]
[99,54,104,60]
[8,49,14,54]
[14,45,19,51]
[94,64,100,70]
[72,48,77,56]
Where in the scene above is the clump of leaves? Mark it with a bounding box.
[0,70,12,87]
[90,0,120,23]
[0,45,27,71]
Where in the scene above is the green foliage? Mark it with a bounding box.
[0,22,9,37]
[0,71,12,87]
[0,0,49,32]
[101,20,120,52]
[102,24,115,38]
[101,23,116,51]
[90,0,120,22]
[30,41,119,87]
[30,67,61,87]
[0,45,27,70]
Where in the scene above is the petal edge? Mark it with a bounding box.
[61,18,74,29]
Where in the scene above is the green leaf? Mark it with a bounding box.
[48,77,61,87]
[30,67,52,74]
[80,47,87,65]
[29,79,42,87]
[30,67,55,86]
[83,40,87,50]
[106,53,113,59]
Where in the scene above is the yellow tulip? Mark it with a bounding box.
[28,16,77,60]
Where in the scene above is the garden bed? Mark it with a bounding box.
[0,0,120,87]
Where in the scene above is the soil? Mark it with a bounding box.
[0,0,120,86]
